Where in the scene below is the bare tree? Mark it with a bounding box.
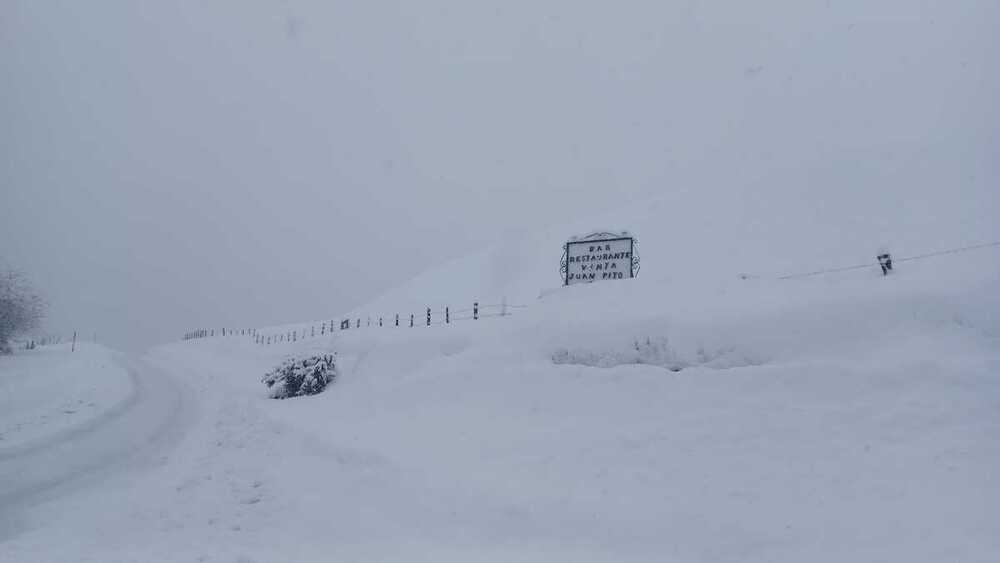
[0,269,46,354]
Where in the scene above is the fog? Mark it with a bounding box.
[2,1,997,352]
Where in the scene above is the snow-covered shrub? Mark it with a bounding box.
[552,337,685,371]
[262,354,336,399]
[552,337,765,372]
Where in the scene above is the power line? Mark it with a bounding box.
[778,240,1000,280]
[895,240,1000,263]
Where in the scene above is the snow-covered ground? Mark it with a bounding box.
[0,344,132,450]
[2,241,998,561]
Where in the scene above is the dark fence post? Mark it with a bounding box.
[446,307,450,324]
[474,302,479,320]
[410,314,414,327]
[426,308,431,326]
[379,317,383,327]
[395,314,399,327]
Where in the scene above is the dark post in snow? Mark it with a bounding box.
[356,319,361,329]
[410,314,414,327]
[71,331,77,352]
[446,307,450,324]
[474,302,479,320]
[426,308,431,326]
[395,314,399,327]
[379,317,383,327]
[877,253,893,276]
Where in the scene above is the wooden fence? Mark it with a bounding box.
[182,300,527,346]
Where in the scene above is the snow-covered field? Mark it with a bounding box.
[2,240,998,561]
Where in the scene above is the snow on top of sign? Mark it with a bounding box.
[568,230,632,242]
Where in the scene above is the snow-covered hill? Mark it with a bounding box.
[344,183,999,324]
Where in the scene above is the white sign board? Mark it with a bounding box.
[565,236,635,285]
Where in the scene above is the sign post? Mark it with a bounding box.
[562,232,639,286]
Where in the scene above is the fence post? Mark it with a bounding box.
[395,314,399,327]
[427,308,431,326]
[71,331,76,352]
[379,317,383,327]
[474,302,479,320]
[410,314,414,327]
[446,307,450,324]
[356,319,360,329]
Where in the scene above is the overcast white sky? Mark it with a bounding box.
[2,1,997,351]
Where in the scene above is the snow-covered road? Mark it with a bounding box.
[0,348,193,541]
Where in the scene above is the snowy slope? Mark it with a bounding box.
[345,184,999,323]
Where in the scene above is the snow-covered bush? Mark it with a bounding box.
[553,337,685,371]
[551,337,761,372]
[262,354,336,399]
